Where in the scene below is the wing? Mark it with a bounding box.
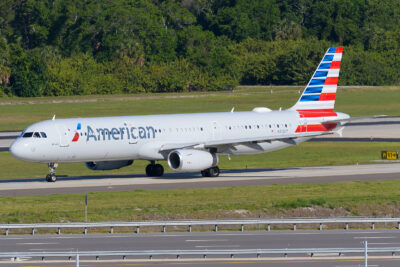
[159,131,331,152]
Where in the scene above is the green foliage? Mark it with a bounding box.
[10,45,47,97]
[0,0,400,97]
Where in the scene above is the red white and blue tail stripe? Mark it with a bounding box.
[290,47,342,112]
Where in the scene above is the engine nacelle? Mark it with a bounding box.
[168,149,218,172]
[85,160,133,171]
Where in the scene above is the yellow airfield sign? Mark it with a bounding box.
[381,151,398,160]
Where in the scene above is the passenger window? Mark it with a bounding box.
[40,132,47,138]
[33,132,41,138]
[22,132,33,138]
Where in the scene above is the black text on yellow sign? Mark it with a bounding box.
[381,151,399,160]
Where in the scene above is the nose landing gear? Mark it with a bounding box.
[145,161,164,177]
[46,163,58,182]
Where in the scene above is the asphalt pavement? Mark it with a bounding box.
[1,230,400,266]
[0,162,399,196]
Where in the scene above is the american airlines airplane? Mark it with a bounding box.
[10,47,352,182]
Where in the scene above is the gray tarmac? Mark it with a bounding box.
[1,230,400,266]
[0,163,400,196]
[2,259,400,267]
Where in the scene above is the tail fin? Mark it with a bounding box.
[290,47,343,111]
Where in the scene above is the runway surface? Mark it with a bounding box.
[1,230,400,266]
[0,163,400,196]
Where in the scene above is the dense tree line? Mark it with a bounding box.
[0,0,399,97]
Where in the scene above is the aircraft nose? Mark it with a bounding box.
[9,140,27,160]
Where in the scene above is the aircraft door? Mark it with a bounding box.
[211,121,220,140]
[55,124,69,147]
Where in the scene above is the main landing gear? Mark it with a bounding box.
[201,166,220,177]
[46,163,58,182]
[145,161,164,177]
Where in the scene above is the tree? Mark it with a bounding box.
[10,45,47,97]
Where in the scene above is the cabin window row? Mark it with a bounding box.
[226,124,290,130]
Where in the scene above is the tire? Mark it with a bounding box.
[46,174,56,182]
[145,164,154,177]
[153,164,164,177]
[201,169,211,177]
[50,175,57,182]
[210,166,220,177]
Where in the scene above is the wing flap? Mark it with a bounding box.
[159,132,332,152]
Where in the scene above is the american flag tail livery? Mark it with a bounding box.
[290,46,342,113]
[289,47,345,134]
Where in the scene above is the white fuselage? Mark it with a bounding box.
[10,109,326,164]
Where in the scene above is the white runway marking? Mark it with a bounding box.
[185,239,228,242]
[195,245,240,248]
[367,242,400,245]
[17,242,58,245]
[354,236,396,239]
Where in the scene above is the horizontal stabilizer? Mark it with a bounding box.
[324,115,387,124]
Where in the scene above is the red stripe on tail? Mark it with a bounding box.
[335,47,343,53]
[324,77,338,85]
[330,61,341,69]
[319,93,336,101]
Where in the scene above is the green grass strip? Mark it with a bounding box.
[1,180,400,223]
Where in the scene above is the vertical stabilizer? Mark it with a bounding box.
[290,47,343,111]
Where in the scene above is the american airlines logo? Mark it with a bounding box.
[76,124,157,142]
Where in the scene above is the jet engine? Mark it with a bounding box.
[85,160,133,171]
[168,149,218,172]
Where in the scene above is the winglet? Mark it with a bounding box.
[52,115,56,120]
[335,126,345,137]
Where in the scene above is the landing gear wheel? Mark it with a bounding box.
[145,164,154,176]
[46,174,57,182]
[153,164,164,177]
[209,166,220,177]
[46,163,58,182]
[145,163,164,177]
[201,166,220,177]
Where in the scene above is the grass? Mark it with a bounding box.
[1,142,399,179]
[1,180,400,223]
[0,86,399,131]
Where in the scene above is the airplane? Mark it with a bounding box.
[11,47,354,182]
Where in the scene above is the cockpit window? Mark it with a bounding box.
[33,132,41,138]
[40,132,47,138]
[22,132,33,138]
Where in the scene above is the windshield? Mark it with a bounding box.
[22,132,47,138]
[22,132,33,138]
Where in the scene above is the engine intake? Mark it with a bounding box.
[168,149,218,172]
[85,160,133,171]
